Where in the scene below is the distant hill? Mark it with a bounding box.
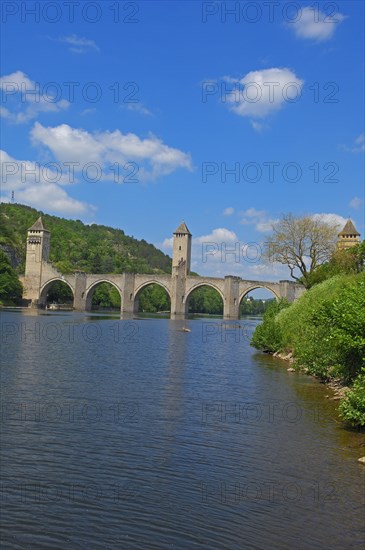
[0,203,172,275]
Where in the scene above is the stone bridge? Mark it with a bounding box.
[21,218,305,319]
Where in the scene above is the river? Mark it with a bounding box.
[1,309,364,549]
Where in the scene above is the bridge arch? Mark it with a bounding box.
[134,280,171,300]
[39,278,75,307]
[239,285,280,304]
[184,282,225,315]
[133,280,171,313]
[85,279,122,311]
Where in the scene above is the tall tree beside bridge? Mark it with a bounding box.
[264,214,341,289]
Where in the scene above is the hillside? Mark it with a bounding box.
[0,203,172,275]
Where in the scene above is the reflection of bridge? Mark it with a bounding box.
[21,218,305,319]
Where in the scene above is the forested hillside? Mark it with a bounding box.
[0,203,172,274]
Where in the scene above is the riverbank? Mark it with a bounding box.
[271,351,351,400]
[269,349,365,465]
[251,273,365,429]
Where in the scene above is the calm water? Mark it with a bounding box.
[1,310,364,549]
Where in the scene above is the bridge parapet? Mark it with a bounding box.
[26,261,305,316]
[22,219,305,316]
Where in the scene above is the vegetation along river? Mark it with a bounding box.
[1,309,364,549]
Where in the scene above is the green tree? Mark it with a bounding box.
[250,298,290,352]
[264,213,339,288]
[306,243,365,287]
[188,286,223,315]
[91,284,121,308]
[46,281,74,304]
[138,284,170,312]
[0,251,23,304]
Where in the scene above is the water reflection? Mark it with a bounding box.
[0,310,364,549]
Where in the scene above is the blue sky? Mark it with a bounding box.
[1,0,364,280]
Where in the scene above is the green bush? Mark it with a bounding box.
[338,374,365,427]
[251,272,365,427]
[250,298,290,352]
[0,251,23,304]
[274,273,365,382]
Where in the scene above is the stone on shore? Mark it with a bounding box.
[358,457,365,465]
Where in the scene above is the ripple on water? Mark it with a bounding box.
[1,312,364,549]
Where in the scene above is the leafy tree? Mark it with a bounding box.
[250,299,290,352]
[306,244,365,287]
[240,298,273,315]
[92,284,121,309]
[351,241,365,272]
[138,284,170,312]
[0,251,23,304]
[188,286,223,315]
[46,281,74,304]
[264,213,339,288]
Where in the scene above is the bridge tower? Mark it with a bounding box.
[337,219,360,250]
[24,217,50,304]
[172,221,192,276]
[171,221,192,317]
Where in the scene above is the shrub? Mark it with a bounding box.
[250,298,290,352]
[276,273,365,382]
[0,251,23,304]
[338,374,365,427]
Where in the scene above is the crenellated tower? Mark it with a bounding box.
[172,221,192,276]
[337,219,360,250]
[24,217,50,302]
[170,221,192,318]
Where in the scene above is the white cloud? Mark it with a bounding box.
[349,197,364,210]
[81,108,96,116]
[223,207,234,216]
[239,209,347,234]
[239,208,278,233]
[30,122,193,181]
[194,228,238,244]
[288,7,346,42]
[0,149,93,216]
[340,134,365,153]
[241,207,265,218]
[246,262,290,280]
[191,232,283,279]
[125,103,152,116]
[355,134,365,146]
[0,71,69,124]
[53,34,100,54]
[223,68,303,121]
[250,120,266,132]
[311,213,348,230]
[161,237,173,249]
[255,219,278,233]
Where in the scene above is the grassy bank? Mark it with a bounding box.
[251,273,365,427]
